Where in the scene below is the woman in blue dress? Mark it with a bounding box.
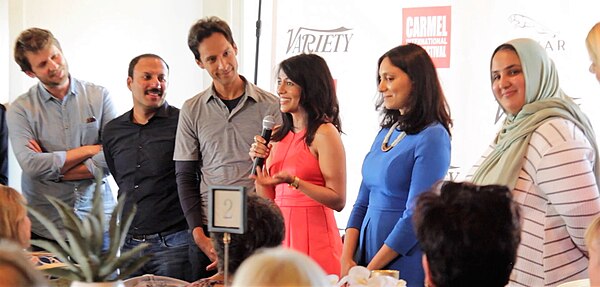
[341,43,452,287]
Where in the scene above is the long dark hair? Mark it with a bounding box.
[376,43,452,135]
[272,54,342,145]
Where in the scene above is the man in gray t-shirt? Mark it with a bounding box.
[174,16,280,280]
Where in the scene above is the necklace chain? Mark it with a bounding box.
[381,122,406,152]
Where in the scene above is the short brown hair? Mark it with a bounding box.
[14,27,62,73]
[187,16,235,61]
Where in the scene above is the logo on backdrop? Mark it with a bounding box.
[286,27,354,54]
[403,6,452,68]
[508,14,565,52]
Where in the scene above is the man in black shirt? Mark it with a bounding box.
[103,54,190,280]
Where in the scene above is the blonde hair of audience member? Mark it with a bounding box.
[585,216,600,287]
[0,240,48,287]
[586,22,600,82]
[0,185,31,248]
[232,247,330,287]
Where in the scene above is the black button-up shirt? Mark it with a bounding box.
[103,102,186,235]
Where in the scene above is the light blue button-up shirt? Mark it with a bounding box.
[7,77,117,239]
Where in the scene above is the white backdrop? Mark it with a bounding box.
[272,0,600,228]
[3,0,600,229]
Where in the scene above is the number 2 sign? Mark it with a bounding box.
[208,186,247,234]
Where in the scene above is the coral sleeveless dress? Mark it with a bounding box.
[267,129,343,276]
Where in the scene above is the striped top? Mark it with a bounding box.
[467,118,600,287]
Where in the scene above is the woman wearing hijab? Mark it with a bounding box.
[469,38,600,287]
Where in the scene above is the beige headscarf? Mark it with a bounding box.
[471,38,600,190]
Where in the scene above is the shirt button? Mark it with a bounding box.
[136,164,141,168]
[134,185,139,189]
[138,146,142,149]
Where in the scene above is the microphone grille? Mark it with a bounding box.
[262,115,276,129]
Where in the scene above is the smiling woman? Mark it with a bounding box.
[470,38,600,287]
[341,43,452,287]
[250,53,345,276]
[490,45,526,116]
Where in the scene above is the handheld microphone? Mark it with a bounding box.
[251,115,276,175]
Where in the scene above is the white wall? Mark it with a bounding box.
[4,0,270,191]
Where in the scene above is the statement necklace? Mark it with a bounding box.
[381,122,406,152]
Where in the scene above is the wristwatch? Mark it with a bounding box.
[288,176,300,189]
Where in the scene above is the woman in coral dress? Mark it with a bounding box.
[250,53,345,276]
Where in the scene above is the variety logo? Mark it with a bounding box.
[286,27,354,54]
[447,165,461,181]
[403,6,452,68]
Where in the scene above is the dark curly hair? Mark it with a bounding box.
[414,181,521,287]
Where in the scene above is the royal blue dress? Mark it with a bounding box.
[347,123,450,287]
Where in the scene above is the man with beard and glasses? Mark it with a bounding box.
[8,28,116,250]
[102,54,191,280]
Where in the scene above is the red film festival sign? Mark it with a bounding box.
[403,6,452,68]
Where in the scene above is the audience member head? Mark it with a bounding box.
[273,53,341,145]
[210,193,285,277]
[231,247,330,287]
[14,27,62,73]
[586,22,600,82]
[414,181,521,287]
[376,43,452,135]
[0,240,48,287]
[0,185,31,248]
[187,16,236,62]
[585,216,600,286]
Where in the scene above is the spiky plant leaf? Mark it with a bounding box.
[29,173,149,282]
[98,242,149,278]
[113,254,153,281]
[27,207,72,256]
[64,228,93,281]
[29,239,79,273]
[46,196,84,234]
[42,266,84,281]
[103,195,133,263]
[90,178,105,229]
[83,215,104,256]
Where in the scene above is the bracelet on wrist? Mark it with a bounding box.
[288,176,300,189]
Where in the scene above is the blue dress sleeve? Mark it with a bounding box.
[347,180,370,229]
[383,125,450,255]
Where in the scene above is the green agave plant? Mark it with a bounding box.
[27,175,151,282]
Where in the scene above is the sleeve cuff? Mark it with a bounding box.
[384,229,418,256]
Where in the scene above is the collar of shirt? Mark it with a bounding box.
[37,75,77,102]
[125,101,172,124]
[204,75,259,104]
